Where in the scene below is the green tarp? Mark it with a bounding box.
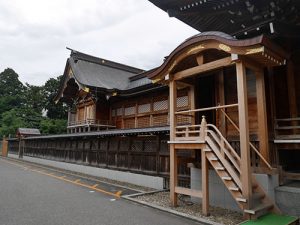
[241,214,298,225]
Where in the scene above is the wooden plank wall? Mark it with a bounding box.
[7,135,190,188]
[110,88,190,129]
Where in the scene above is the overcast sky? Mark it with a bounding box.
[0,0,197,86]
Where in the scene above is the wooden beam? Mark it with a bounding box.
[169,79,178,206]
[255,69,270,163]
[202,148,209,216]
[175,186,202,197]
[174,57,233,81]
[236,61,252,210]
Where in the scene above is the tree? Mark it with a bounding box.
[39,118,67,134]
[0,109,26,137]
[0,68,25,119]
[0,68,68,136]
[24,84,44,114]
[42,76,68,119]
[0,68,25,96]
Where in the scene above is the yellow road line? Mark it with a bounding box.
[1,158,122,198]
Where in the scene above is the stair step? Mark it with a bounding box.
[215,167,225,171]
[228,186,239,191]
[203,149,212,152]
[244,203,273,215]
[222,176,232,181]
[253,192,265,200]
[236,197,247,203]
[209,157,218,161]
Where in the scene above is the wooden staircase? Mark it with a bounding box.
[174,119,281,219]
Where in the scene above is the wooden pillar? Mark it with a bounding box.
[169,79,178,206]
[255,70,270,163]
[236,61,252,209]
[189,85,196,125]
[2,137,8,157]
[287,62,298,118]
[202,147,209,216]
[216,69,226,135]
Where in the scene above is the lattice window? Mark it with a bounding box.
[116,108,123,116]
[138,103,151,113]
[125,106,135,116]
[131,139,143,151]
[144,138,157,152]
[153,99,168,111]
[177,95,189,108]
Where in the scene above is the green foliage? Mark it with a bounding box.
[0,68,68,137]
[42,76,68,119]
[40,118,67,134]
[0,109,26,137]
[0,68,25,119]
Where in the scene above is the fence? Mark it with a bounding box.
[8,133,190,188]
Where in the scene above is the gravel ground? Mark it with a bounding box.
[135,191,244,225]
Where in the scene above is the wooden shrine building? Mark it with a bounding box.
[55,49,192,133]
[7,0,300,220]
[147,0,300,219]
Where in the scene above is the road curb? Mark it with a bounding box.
[122,194,224,225]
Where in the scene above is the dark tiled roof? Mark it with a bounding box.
[23,126,170,140]
[69,50,150,91]
[17,128,41,136]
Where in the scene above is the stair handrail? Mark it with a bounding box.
[219,108,273,171]
[206,128,241,174]
[206,124,241,162]
[175,103,238,115]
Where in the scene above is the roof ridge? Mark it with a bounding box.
[67,48,145,74]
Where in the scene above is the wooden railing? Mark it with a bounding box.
[219,108,273,171]
[68,119,115,127]
[174,103,273,172]
[275,117,300,138]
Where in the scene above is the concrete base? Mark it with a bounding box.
[8,153,164,190]
[190,168,279,212]
[275,183,300,217]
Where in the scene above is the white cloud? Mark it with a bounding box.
[0,0,197,85]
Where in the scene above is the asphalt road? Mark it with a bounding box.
[0,158,202,225]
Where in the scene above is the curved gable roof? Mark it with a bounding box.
[147,32,288,80]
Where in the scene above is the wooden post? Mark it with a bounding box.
[216,69,226,135]
[287,62,298,118]
[18,136,23,159]
[255,69,270,163]
[202,146,209,216]
[189,85,196,125]
[236,61,252,210]
[2,136,8,157]
[169,79,178,206]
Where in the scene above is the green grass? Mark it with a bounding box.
[241,213,298,225]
